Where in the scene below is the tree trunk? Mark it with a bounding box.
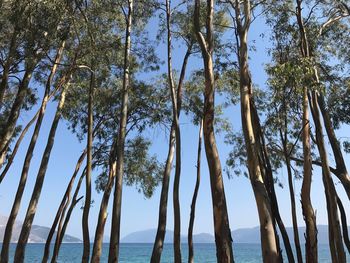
[42,149,87,263]
[295,1,318,261]
[285,156,303,263]
[0,45,65,263]
[150,23,191,263]
[282,145,303,263]
[0,66,35,163]
[194,1,234,262]
[279,105,303,263]
[108,1,133,262]
[188,119,203,263]
[91,139,117,262]
[13,83,68,263]
[150,126,175,263]
[51,170,85,263]
[317,93,350,200]
[165,1,182,261]
[232,1,279,261]
[309,91,345,263]
[251,102,293,262]
[337,195,350,254]
[81,67,94,263]
[0,74,65,179]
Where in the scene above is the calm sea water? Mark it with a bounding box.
[1,243,348,262]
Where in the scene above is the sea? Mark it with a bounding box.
[1,243,349,262]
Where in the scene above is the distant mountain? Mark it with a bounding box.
[121,229,214,243]
[121,225,350,244]
[0,215,81,243]
[232,225,350,244]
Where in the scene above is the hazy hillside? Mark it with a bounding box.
[0,215,81,243]
[232,225,350,244]
[121,229,214,243]
[121,225,350,244]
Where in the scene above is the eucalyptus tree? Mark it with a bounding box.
[293,1,348,261]
[108,1,134,261]
[0,1,75,262]
[264,1,350,261]
[183,67,236,263]
[223,1,282,261]
[150,2,195,261]
[0,40,67,263]
[0,0,68,168]
[193,0,235,262]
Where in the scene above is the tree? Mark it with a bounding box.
[194,0,234,262]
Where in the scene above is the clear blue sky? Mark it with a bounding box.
[0,5,349,241]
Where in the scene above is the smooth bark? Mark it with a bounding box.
[232,1,279,261]
[188,119,203,263]
[51,170,86,262]
[295,1,318,261]
[0,44,65,263]
[150,126,175,263]
[81,68,94,263]
[108,1,133,262]
[41,149,87,263]
[281,133,303,263]
[194,0,234,262]
[0,81,62,183]
[91,139,117,262]
[251,102,293,262]
[13,83,68,263]
[165,1,183,261]
[318,93,350,200]
[337,195,350,254]
[309,91,345,263]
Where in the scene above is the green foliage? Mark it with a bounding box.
[95,136,163,198]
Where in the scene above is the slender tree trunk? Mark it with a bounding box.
[0,45,65,263]
[317,93,350,200]
[13,83,69,263]
[251,102,293,262]
[188,119,203,263]
[0,66,35,162]
[300,85,317,263]
[0,74,65,178]
[91,139,117,262]
[282,144,303,263]
[309,91,345,263]
[150,28,191,263]
[279,104,303,263]
[0,110,38,182]
[81,67,94,263]
[41,149,87,263]
[51,170,85,263]
[232,1,279,262]
[108,2,133,262]
[295,1,318,262]
[285,156,303,263]
[150,126,175,263]
[165,1,182,261]
[194,1,234,262]
[337,195,350,254]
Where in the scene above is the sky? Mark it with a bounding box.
[0,3,349,242]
